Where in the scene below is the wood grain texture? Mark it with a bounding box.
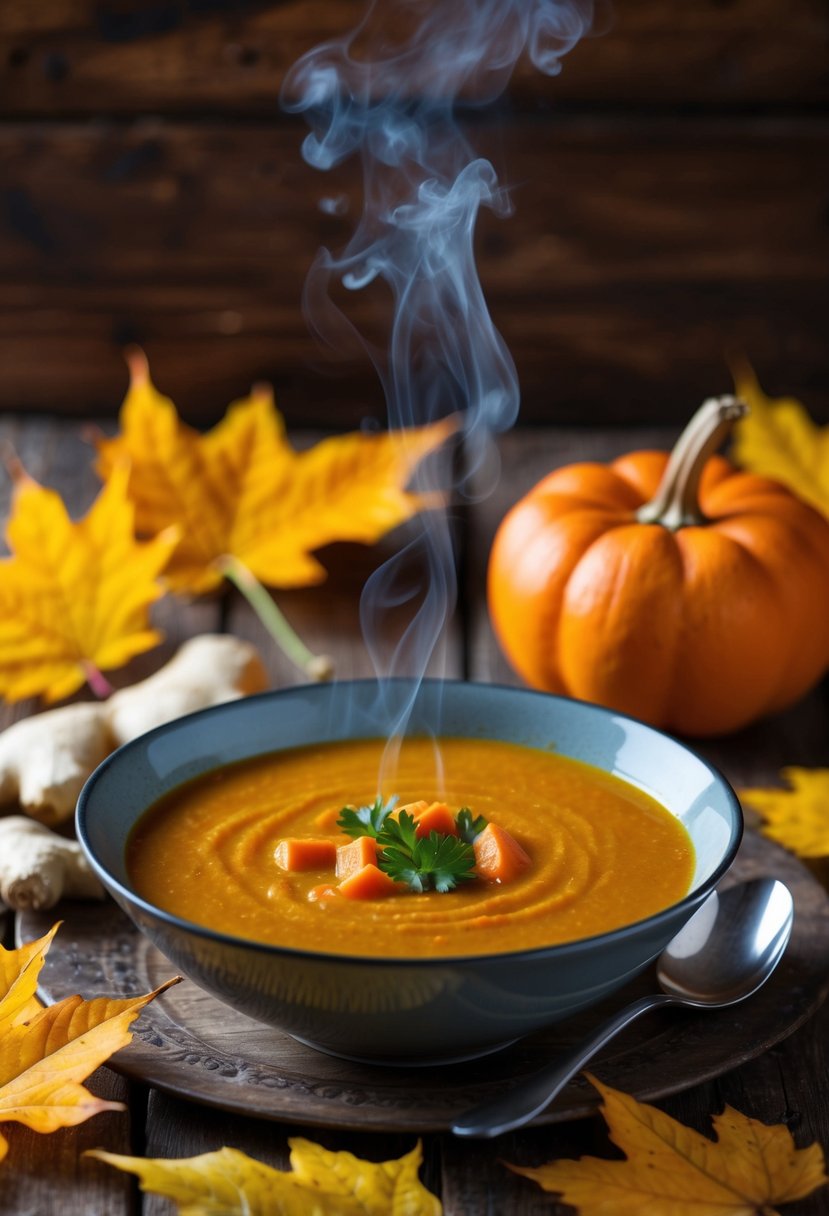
[2,118,827,424]
[1,0,827,115]
[1,862,117,1216]
[706,1000,829,1216]
[0,1067,137,1216]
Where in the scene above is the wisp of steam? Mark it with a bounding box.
[283,0,593,778]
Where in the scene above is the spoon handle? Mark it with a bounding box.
[451,991,677,1139]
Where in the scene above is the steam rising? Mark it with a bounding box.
[283,0,593,759]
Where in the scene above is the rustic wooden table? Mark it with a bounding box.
[1,416,828,1215]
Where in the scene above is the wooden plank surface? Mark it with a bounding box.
[4,0,827,433]
[3,118,827,425]
[0,1068,137,1216]
[2,0,827,115]
[1,415,829,1213]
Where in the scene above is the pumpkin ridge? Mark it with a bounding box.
[538,514,635,692]
[651,527,692,731]
[670,527,788,734]
[609,450,669,505]
[531,469,643,514]
[559,524,684,725]
[709,514,829,716]
[701,480,814,519]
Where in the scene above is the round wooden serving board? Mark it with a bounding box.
[19,830,829,1133]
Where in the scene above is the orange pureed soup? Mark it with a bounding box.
[127,737,695,959]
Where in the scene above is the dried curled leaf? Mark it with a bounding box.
[506,1074,827,1216]
[0,925,177,1163]
[0,460,177,702]
[89,1138,442,1215]
[731,362,829,519]
[741,768,829,859]
[95,350,456,595]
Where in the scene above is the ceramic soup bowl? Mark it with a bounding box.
[77,679,742,1064]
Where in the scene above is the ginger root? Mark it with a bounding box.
[0,817,105,910]
[105,633,266,743]
[0,634,267,825]
[0,703,113,823]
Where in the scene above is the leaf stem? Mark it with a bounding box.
[83,661,115,699]
[218,554,334,682]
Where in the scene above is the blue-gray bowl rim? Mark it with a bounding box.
[76,677,744,970]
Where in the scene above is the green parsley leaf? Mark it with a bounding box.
[377,811,477,893]
[456,807,488,843]
[337,795,397,839]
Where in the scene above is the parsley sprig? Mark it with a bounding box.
[337,795,397,839]
[456,807,488,843]
[335,798,488,893]
[377,811,477,893]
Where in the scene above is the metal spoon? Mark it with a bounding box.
[451,877,794,1139]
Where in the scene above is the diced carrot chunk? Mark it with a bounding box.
[335,836,378,880]
[274,838,337,872]
[411,802,458,839]
[395,801,458,838]
[308,883,339,902]
[337,863,400,900]
[473,823,531,883]
[395,800,430,819]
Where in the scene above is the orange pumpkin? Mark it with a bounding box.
[487,397,829,737]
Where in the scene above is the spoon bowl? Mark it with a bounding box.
[657,878,794,1006]
[452,878,794,1138]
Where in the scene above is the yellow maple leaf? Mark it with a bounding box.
[730,361,829,518]
[0,924,177,1163]
[741,768,829,858]
[0,458,178,703]
[95,350,456,596]
[506,1075,827,1216]
[88,1137,442,1215]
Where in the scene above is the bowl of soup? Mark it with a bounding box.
[76,679,742,1064]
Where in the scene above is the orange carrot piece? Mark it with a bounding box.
[473,823,531,883]
[335,836,378,880]
[395,800,458,838]
[337,863,400,900]
[274,838,337,872]
[411,802,458,839]
[395,800,430,819]
[308,883,339,902]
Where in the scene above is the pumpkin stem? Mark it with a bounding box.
[636,395,748,530]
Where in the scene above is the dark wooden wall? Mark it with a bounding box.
[2,1,828,427]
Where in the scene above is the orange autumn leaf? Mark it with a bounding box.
[0,459,178,703]
[89,1137,442,1215]
[730,362,829,519]
[506,1075,827,1216]
[741,768,829,859]
[0,924,178,1163]
[94,350,456,595]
